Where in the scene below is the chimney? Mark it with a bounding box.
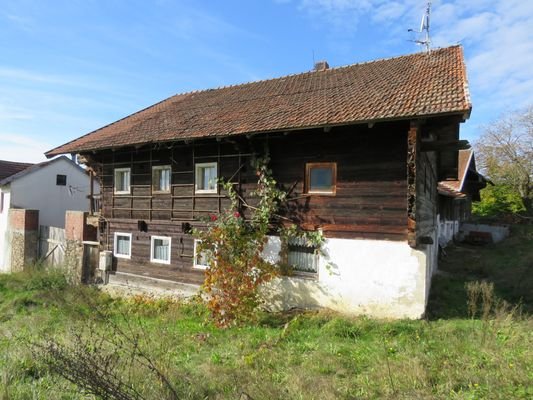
[314,60,329,71]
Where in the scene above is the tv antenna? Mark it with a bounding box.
[408,2,431,53]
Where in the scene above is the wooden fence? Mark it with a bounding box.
[38,225,66,266]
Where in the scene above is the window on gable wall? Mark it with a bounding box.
[114,168,131,194]
[151,235,171,264]
[152,165,171,193]
[195,162,217,193]
[287,237,318,274]
[56,174,67,186]
[305,162,337,195]
[114,232,132,259]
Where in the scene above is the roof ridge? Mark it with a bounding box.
[166,45,462,96]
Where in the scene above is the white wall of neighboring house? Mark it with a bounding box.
[0,187,11,272]
[0,157,98,272]
[261,235,438,319]
[9,157,95,228]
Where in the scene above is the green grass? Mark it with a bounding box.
[1,226,532,399]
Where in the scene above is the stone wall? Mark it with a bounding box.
[64,211,97,283]
[7,209,39,272]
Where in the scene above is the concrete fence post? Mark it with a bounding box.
[7,209,39,272]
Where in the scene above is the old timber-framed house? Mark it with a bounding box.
[47,46,473,318]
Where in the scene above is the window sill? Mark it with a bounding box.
[150,259,171,265]
[195,190,218,195]
[114,254,131,260]
[306,191,336,196]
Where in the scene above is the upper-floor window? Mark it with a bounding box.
[195,162,217,194]
[152,165,171,193]
[114,232,132,259]
[305,162,337,195]
[114,168,131,194]
[56,174,67,186]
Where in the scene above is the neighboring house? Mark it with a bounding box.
[0,156,97,271]
[46,46,472,318]
[437,149,487,245]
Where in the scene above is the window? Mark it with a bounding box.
[193,239,210,270]
[305,162,336,194]
[114,232,132,259]
[114,168,131,194]
[0,192,4,214]
[150,235,171,264]
[152,165,171,193]
[287,237,318,274]
[195,162,217,193]
[56,174,67,186]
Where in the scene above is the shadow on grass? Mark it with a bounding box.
[426,224,533,320]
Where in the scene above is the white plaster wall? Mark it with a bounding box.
[458,223,509,243]
[437,214,460,247]
[261,236,432,319]
[0,187,11,271]
[10,157,97,228]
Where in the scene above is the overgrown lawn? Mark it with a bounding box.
[1,225,532,399]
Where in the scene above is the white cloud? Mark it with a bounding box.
[0,133,51,163]
[277,0,533,137]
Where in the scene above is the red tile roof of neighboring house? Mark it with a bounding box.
[438,149,479,198]
[0,160,34,182]
[46,45,472,157]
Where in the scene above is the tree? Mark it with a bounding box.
[474,106,533,215]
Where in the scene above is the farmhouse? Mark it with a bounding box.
[0,156,96,272]
[47,45,478,318]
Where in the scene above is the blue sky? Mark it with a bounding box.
[1,0,531,162]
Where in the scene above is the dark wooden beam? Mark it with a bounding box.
[421,140,470,152]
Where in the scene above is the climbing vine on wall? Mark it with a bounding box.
[193,155,287,327]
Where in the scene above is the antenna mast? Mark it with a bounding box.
[408,2,431,53]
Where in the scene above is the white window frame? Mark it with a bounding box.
[193,239,210,270]
[114,167,131,195]
[113,232,132,259]
[195,162,218,194]
[152,165,171,193]
[150,235,172,265]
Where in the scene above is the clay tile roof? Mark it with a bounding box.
[437,180,467,198]
[0,160,34,182]
[437,149,477,198]
[46,45,472,157]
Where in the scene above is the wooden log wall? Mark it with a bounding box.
[87,121,411,276]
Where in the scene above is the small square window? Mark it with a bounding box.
[152,165,171,193]
[151,235,171,264]
[195,162,217,193]
[306,163,336,194]
[56,174,67,186]
[287,237,318,274]
[193,239,210,270]
[114,168,131,194]
[114,232,132,259]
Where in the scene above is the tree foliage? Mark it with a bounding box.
[474,106,533,214]
[194,156,286,327]
[472,184,526,217]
